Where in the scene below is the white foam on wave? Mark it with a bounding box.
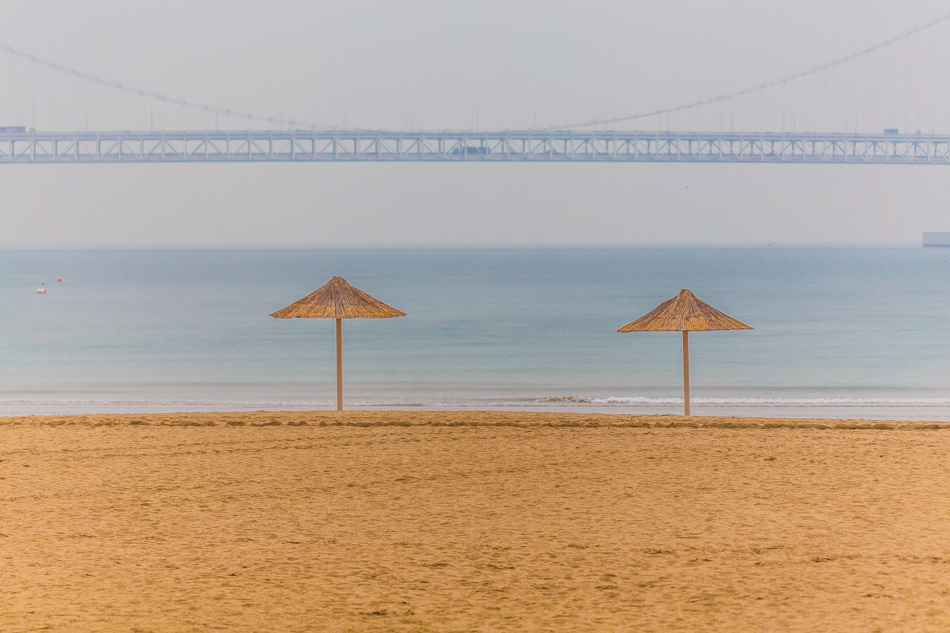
[3,395,950,417]
[0,398,331,410]
[537,396,950,407]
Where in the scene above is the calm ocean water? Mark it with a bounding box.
[2,248,949,420]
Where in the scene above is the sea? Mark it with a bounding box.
[2,248,949,420]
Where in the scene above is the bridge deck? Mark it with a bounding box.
[0,130,947,164]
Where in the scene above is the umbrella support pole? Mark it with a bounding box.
[682,330,690,417]
[336,318,343,411]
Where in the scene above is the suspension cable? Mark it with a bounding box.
[0,42,325,130]
[553,10,950,130]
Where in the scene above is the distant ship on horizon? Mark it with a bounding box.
[923,232,950,247]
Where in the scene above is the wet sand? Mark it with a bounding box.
[2,410,950,632]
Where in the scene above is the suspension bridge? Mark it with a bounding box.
[3,12,950,164]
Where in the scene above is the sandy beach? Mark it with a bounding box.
[2,410,950,632]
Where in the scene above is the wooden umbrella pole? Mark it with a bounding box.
[336,318,343,411]
[682,330,690,417]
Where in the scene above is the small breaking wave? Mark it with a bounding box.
[535,396,950,407]
[2,394,950,420]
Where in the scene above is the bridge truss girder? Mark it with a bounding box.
[0,130,948,164]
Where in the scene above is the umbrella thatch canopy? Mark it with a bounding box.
[271,276,405,410]
[270,276,405,319]
[618,289,751,416]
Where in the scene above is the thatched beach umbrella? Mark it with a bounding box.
[618,289,751,416]
[271,276,405,411]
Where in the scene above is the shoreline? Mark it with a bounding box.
[2,409,949,429]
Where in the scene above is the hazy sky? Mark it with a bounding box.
[1,0,950,247]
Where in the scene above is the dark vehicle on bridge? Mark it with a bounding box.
[451,145,489,155]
